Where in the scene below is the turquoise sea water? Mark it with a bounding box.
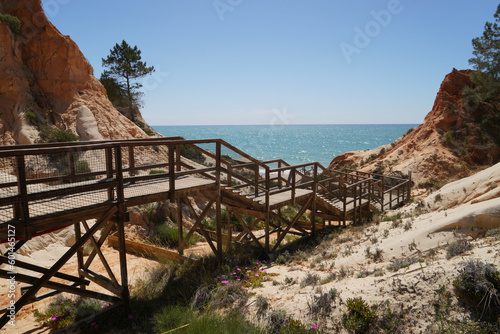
[153,124,417,167]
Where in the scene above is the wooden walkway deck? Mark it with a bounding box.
[0,137,411,329]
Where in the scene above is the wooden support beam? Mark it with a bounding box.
[0,255,89,286]
[272,196,313,252]
[81,221,120,290]
[178,197,215,252]
[234,215,263,249]
[83,217,116,270]
[0,206,117,328]
[0,269,121,304]
[79,268,122,296]
[177,197,184,256]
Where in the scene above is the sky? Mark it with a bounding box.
[41,0,499,126]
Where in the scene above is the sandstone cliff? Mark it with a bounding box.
[329,69,500,185]
[0,0,149,145]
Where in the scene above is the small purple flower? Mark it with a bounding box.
[312,324,318,329]
[221,280,229,284]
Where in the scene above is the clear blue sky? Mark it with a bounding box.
[42,0,499,126]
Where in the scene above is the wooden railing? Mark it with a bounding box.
[0,137,412,242]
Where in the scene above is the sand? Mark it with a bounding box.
[1,163,500,333]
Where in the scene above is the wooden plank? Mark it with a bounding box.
[108,235,181,262]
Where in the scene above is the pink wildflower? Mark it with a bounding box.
[221,280,229,284]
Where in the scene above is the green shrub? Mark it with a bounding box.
[485,228,500,239]
[307,288,338,318]
[274,250,291,265]
[24,109,37,122]
[342,297,377,333]
[453,259,500,321]
[0,14,21,35]
[387,257,418,272]
[149,169,167,174]
[180,144,205,163]
[300,273,320,288]
[33,296,110,330]
[364,246,383,262]
[147,223,198,249]
[40,125,79,143]
[154,308,264,334]
[446,239,471,259]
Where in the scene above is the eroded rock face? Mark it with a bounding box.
[329,69,499,185]
[0,0,148,145]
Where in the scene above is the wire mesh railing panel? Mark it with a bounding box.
[28,189,110,219]
[0,157,17,199]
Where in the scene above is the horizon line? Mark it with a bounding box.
[150,123,420,127]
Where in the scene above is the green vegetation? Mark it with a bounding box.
[24,109,37,122]
[453,259,500,322]
[342,297,376,333]
[0,13,21,35]
[34,296,111,330]
[469,4,500,80]
[149,169,167,175]
[154,308,264,334]
[101,40,155,120]
[147,223,199,249]
[40,124,79,143]
[446,239,472,259]
[180,143,206,163]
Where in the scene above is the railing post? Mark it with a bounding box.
[389,185,393,210]
[15,155,30,240]
[114,145,130,313]
[176,144,181,172]
[114,146,125,203]
[177,197,183,256]
[128,146,135,177]
[215,142,222,262]
[254,164,259,197]
[311,164,317,235]
[291,167,296,205]
[105,147,114,201]
[278,161,282,189]
[381,176,385,211]
[169,144,175,202]
[68,152,76,183]
[407,171,412,202]
[265,167,270,191]
[342,184,347,226]
[265,195,270,253]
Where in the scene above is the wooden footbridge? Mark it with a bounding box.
[0,137,411,328]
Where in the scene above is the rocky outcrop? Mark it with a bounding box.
[329,69,500,185]
[0,0,149,145]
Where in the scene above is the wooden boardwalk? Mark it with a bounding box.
[0,137,411,329]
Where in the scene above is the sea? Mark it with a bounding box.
[153,124,417,168]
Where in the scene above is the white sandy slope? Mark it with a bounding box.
[244,163,500,333]
[0,163,499,333]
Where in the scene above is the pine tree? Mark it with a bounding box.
[102,40,155,121]
[469,5,500,79]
